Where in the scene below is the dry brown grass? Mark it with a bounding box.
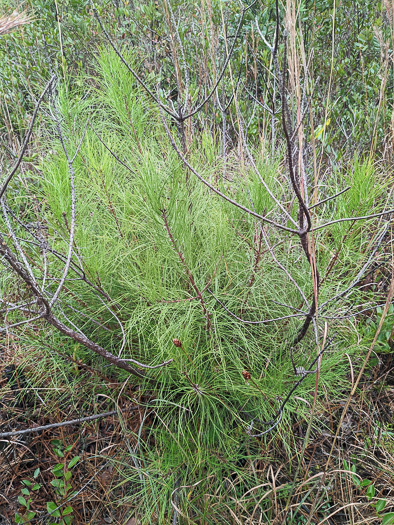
[0,338,150,524]
[0,9,32,36]
[0,338,392,524]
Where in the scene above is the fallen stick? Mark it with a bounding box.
[0,407,136,439]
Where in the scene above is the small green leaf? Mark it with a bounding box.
[64,470,72,481]
[18,496,27,507]
[62,506,74,516]
[32,483,41,491]
[65,444,73,452]
[33,468,40,479]
[382,513,394,525]
[22,480,32,486]
[21,488,30,496]
[26,511,36,520]
[366,484,375,500]
[15,514,21,524]
[51,479,65,488]
[360,479,371,487]
[68,456,80,469]
[52,464,65,477]
[352,475,360,487]
[375,499,387,512]
[47,501,61,517]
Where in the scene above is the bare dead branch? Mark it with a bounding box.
[0,409,132,439]
[49,98,77,308]
[0,218,172,379]
[0,76,55,199]
[91,126,136,174]
[183,1,257,121]
[313,209,394,231]
[1,198,36,285]
[207,288,307,324]
[308,186,351,210]
[247,341,330,437]
[91,2,178,120]
[0,315,43,333]
[279,36,312,234]
[92,0,257,123]
[161,114,298,233]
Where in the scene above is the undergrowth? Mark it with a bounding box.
[0,46,392,523]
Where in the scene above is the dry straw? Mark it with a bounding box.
[0,9,32,36]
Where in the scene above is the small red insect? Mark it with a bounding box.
[242,370,251,380]
[172,338,182,347]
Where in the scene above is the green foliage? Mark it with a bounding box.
[14,468,41,524]
[1,0,392,159]
[0,0,111,136]
[343,459,393,522]
[383,513,394,525]
[364,305,394,355]
[2,0,393,520]
[300,0,392,153]
[21,48,388,521]
[14,443,79,525]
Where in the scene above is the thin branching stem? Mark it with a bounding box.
[0,75,55,199]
